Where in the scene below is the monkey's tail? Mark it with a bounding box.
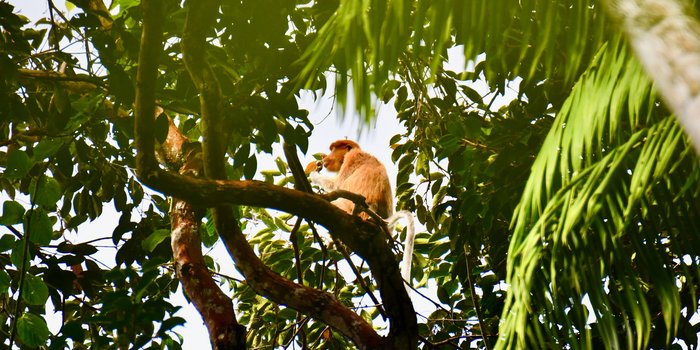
[388,210,415,286]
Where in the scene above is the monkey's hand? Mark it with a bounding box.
[304,160,323,175]
[309,172,338,191]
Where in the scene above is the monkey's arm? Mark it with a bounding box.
[309,172,339,191]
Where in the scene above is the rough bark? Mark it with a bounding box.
[157,116,246,349]
[136,1,247,349]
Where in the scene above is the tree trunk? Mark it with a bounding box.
[606,0,700,153]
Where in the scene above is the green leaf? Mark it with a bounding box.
[0,269,10,295]
[129,178,144,205]
[0,200,25,225]
[52,86,70,114]
[11,239,30,268]
[381,80,401,103]
[34,137,66,160]
[436,284,450,304]
[461,85,482,104]
[107,67,135,105]
[22,273,49,305]
[16,313,50,347]
[57,241,99,256]
[24,209,53,246]
[133,269,158,300]
[274,157,287,174]
[202,212,218,247]
[5,150,33,179]
[31,176,62,209]
[159,316,186,333]
[244,155,257,180]
[428,241,450,259]
[0,234,15,252]
[142,229,171,252]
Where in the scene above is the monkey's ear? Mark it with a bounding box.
[304,160,322,175]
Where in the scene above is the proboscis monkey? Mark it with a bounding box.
[307,140,393,219]
[306,139,416,285]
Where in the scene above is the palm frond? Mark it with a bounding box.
[297,0,608,120]
[501,38,697,349]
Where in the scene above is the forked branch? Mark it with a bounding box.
[134,0,415,348]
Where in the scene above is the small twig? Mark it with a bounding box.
[419,333,463,348]
[283,142,313,193]
[464,245,491,350]
[210,271,245,284]
[18,68,105,87]
[308,224,329,289]
[47,0,59,51]
[290,217,304,284]
[284,316,310,349]
[332,239,387,319]
[9,173,43,347]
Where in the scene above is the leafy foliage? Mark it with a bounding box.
[305,0,700,348]
[299,0,609,121]
[1,0,699,349]
[505,39,700,349]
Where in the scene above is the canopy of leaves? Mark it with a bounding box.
[0,0,699,349]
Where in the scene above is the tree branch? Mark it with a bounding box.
[137,2,246,348]
[18,68,105,90]
[283,142,314,193]
[464,245,491,350]
[182,0,227,179]
[134,0,162,175]
[170,197,246,348]
[135,0,416,348]
[178,0,385,348]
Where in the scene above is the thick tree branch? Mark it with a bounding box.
[133,168,416,347]
[171,199,246,348]
[179,0,386,348]
[156,112,245,349]
[182,0,227,178]
[134,0,162,175]
[136,2,249,349]
[135,0,416,348]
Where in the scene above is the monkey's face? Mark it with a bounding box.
[322,148,346,172]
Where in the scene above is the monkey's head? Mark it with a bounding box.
[323,140,360,172]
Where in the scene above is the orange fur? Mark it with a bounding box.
[321,140,393,219]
